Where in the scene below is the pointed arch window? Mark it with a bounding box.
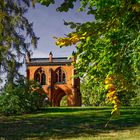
[55,68,66,84]
[34,68,46,85]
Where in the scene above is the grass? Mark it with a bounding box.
[0,106,140,140]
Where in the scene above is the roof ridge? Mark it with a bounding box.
[31,57,69,59]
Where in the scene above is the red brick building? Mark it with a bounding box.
[26,52,81,106]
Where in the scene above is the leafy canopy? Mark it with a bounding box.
[38,0,140,114]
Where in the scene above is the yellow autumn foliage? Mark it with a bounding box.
[55,32,87,47]
[105,75,121,116]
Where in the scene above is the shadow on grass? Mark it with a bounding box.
[39,106,112,113]
[0,107,140,140]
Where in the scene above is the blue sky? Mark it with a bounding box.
[1,1,94,87]
[26,1,93,58]
[18,1,94,76]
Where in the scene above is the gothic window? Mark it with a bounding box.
[55,68,66,84]
[34,68,46,85]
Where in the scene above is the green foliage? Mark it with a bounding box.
[118,91,137,106]
[60,95,67,106]
[32,0,140,110]
[75,0,140,107]
[0,92,23,115]
[39,0,140,107]
[0,80,47,115]
[37,0,76,12]
[130,88,140,106]
[0,0,38,84]
[81,77,107,106]
[37,0,55,6]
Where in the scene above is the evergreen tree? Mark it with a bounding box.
[0,0,38,85]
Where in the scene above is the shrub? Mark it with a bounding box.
[0,80,47,115]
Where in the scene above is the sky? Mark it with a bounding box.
[26,1,94,58]
[1,1,94,88]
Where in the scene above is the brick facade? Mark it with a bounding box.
[26,52,81,107]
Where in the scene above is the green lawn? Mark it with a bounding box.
[0,107,140,140]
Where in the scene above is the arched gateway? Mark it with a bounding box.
[26,52,82,106]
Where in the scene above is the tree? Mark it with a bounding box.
[0,0,38,85]
[0,79,47,115]
[81,77,106,106]
[39,0,140,114]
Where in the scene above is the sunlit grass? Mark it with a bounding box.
[0,106,140,140]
